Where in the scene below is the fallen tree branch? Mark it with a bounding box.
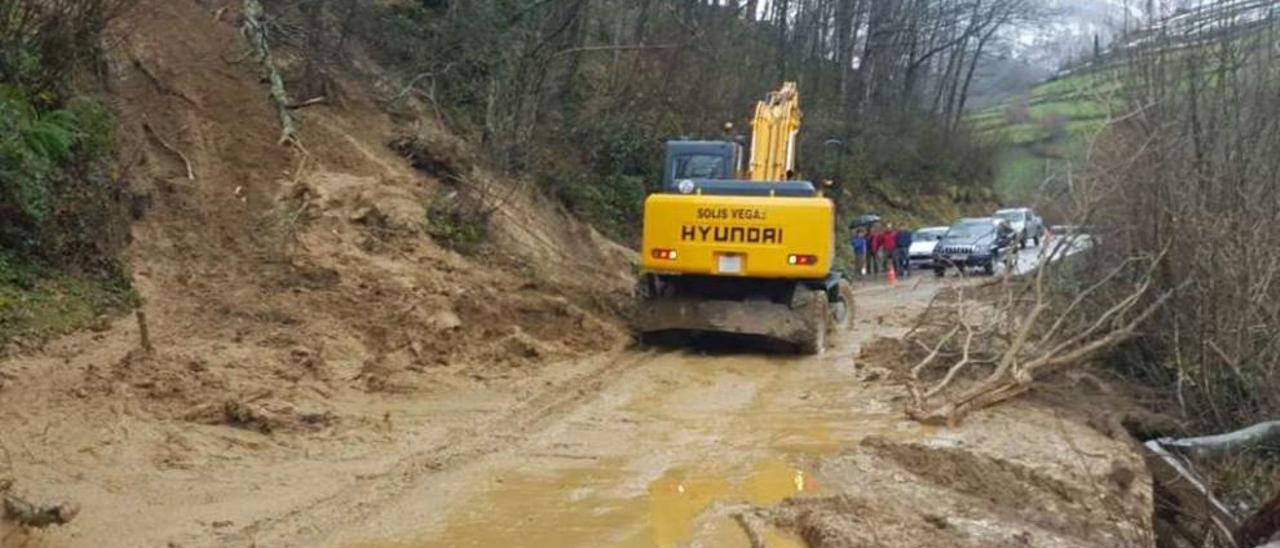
[909,324,959,379]
[1159,420,1280,459]
[241,0,299,145]
[1143,439,1240,546]
[549,42,683,60]
[922,323,980,400]
[732,511,768,548]
[907,247,1174,425]
[286,96,326,110]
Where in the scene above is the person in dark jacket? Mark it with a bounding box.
[867,227,881,275]
[894,228,914,277]
[851,229,869,277]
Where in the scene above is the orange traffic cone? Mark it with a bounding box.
[887,265,898,286]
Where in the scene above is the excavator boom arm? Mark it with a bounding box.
[747,81,802,182]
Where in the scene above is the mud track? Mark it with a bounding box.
[225,350,655,545]
[2,249,1149,548]
[254,266,1145,548]
[224,281,943,547]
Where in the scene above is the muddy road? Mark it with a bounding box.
[5,248,1146,548]
[329,281,941,548]
[316,247,1145,548]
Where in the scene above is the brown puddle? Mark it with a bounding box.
[355,345,933,547]
[646,457,815,546]
[360,456,815,548]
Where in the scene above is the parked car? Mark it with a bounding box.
[933,218,1016,276]
[994,207,1044,248]
[908,226,949,269]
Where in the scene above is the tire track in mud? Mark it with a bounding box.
[225,349,657,546]
[230,250,1059,547]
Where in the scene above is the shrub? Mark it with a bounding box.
[0,87,115,260]
[426,192,490,256]
[1091,24,1280,432]
[0,0,133,99]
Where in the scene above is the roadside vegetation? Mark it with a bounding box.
[0,1,138,351]
[1093,7,1280,539]
[973,67,1120,204]
[280,0,1034,248]
[929,4,1280,544]
[972,4,1280,545]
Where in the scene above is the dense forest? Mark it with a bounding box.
[320,0,1033,239]
[1,0,1038,278]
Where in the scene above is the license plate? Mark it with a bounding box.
[951,255,967,262]
[717,254,743,274]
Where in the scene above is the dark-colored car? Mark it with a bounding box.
[932,218,1016,276]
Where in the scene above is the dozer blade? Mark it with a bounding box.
[633,296,826,351]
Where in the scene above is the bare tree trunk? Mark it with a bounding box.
[952,26,998,130]
[942,37,968,124]
[1159,420,1280,459]
[242,0,299,145]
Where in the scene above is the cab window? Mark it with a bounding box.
[673,154,727,179]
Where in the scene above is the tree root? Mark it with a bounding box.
[142,119,195,180]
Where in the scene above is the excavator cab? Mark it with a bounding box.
[662,140,818,197]
[634,83,853,353]
[662,141,740,189]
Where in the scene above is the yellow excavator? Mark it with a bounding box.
[634,82,853,353]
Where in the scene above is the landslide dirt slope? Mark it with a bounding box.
[0,0,633,545]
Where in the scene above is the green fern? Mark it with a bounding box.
[0,85,108,227]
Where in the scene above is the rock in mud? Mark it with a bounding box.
[426,309,462,331]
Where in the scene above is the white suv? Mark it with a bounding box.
[994,207,1044,248]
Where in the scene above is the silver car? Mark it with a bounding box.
[994,207,1044,248]
[908,226,949,269]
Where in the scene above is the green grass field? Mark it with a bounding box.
[972,67,1123,203]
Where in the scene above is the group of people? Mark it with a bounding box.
[851,224,913,279]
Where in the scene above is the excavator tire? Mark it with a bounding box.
[632,276,847,353]
[794,287,828,355]
[830,280,855,332]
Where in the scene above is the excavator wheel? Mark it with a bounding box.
[793,287,828,355]
[830,280,855,331]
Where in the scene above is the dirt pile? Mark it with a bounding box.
[112,0,630,385]
[752,405,1153,547]
[0,0,633,544]
[728,286,1157,548]
[106,0,631,374]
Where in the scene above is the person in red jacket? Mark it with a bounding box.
[877,223,897,275]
